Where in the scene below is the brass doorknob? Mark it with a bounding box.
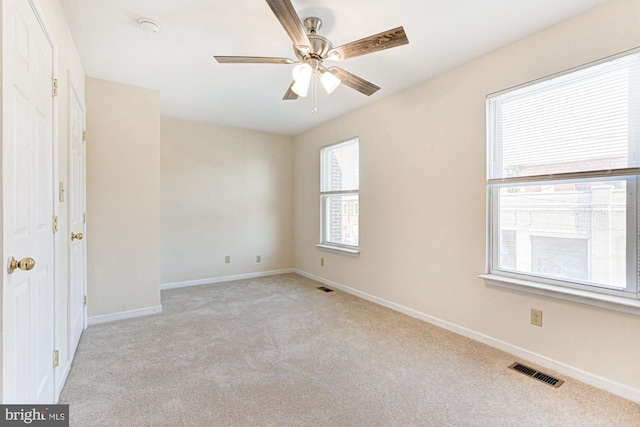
[7,256,36,274]
[71,232,84,241]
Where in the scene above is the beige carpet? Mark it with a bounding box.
[60,273,640,426]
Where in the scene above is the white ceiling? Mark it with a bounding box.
[59,0,609,136]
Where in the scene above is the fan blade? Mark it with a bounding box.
[328,26,409,61]
[283,82,299,100]
[214,56,295,64]
[330,67,380,96]
[265,0,311,51]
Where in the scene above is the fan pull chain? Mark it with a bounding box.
[311,73,318,114]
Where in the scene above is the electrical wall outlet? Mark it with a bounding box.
[531,309,543,327]
[224,255,231,264]
[320,257,324,267]
[256,255,261,263]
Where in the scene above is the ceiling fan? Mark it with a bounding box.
[214,0,409,101]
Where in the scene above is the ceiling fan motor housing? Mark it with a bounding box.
[294,17,332,62]
[303,17,322,34]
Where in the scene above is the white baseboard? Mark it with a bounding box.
[294,269,640,404]
[88,305,163,326]
[161,269,295,291]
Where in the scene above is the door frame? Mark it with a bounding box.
[1,0,60,403]
[67,74,87,354]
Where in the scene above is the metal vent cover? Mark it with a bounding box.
[317,286,334,292]
[509,362,564,388]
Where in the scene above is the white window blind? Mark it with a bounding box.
[321,140,359,193]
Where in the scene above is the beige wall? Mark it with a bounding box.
[86,78,161,316]
[294,0,640,395]
[161,117,294,285]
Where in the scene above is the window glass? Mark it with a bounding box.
[320,138,359,249]
[487,50,639,298]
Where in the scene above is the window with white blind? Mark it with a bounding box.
[483,49,640,311]
[319,138,359,254]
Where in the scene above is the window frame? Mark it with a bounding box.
[482,48,640,315]
[317,137,360,255]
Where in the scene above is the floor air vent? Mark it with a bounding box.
[317,286,334,293]
[509,362,564,388]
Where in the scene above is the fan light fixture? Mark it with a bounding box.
[320,69,341,94]
[291,63,312,97]
[291,64,341,98]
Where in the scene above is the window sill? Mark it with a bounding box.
[479,273,640,316]
[316,244,360,257]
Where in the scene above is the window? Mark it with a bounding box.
[319,138,359,253]
[484,50,640,310]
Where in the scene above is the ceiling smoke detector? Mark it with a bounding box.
[137,18,160,34]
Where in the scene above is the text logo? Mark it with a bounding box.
[1,405,68,426]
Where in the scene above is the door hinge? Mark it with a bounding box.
[53,350,59,368]
[83,130,87,141]
[83,213,87,224]
[52,79,58,97]
[53,216,59,233]
[83,295,87,307]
